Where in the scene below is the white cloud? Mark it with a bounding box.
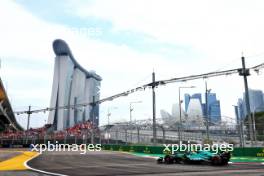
[74,0,264,65]
[73,0,264,120]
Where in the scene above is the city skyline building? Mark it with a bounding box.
[235,89,264,121]
[47,39,102,131]
[171,103,185,122]
[184,93,202,112]
[185,92,221,123]
[186,98,204,125]
[206,93,221,123]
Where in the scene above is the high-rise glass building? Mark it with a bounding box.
[184,93,202,112]
[47,39,102,131]
[186,98,204,124]
[246,89,264,113]
[206,93,221,123]
[185,92,221,123]
[184,94,190,112]
[237,98,245,121]
[235,89,264,120]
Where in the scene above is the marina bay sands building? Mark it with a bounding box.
[47,39,102,131]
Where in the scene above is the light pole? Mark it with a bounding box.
[205,82,211,141]
[107,106,118,125]
[178,86,195,142]
[233,105,244,147]
[129,101,142,123]
[25,105,32,144]
[129,101,142,143]
[91,92,100,125]
[239,56,254,146]
[106,106,117,144]
[152,72,157,145]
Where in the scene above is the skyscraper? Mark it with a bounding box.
[185,92,221,124]
[206,93,221,123]
[184,93,202,112]
[234,105,239,124]
[184,94,190,112]
[236,89,264,120]
[186,98,204,125]
[48,39,102,130]
[246,89,264,113]
[237,98,245,120]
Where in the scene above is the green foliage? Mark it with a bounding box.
[244,111,264,140]
[254,112,264,140]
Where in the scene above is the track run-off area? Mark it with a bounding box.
[0,149,264,176]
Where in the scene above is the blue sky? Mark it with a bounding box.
[1,0,264,128]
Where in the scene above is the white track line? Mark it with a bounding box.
[119,151,159,159]
[24,152,68,176]
[140,155,159,159]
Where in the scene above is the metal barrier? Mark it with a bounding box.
[102,144,264,157]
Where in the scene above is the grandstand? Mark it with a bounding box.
[0,78,23,131]
[0,119,101,146]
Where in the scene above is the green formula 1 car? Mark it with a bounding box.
[157,150,231,166]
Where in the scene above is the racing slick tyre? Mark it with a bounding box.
[157,157,163,164]
[220,151,231,165]
[211,155,222,166]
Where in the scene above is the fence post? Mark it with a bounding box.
[115,130,118,144]
[130,129,133,143]
[91,129,94,144]
[99,131,102,144]
[162,128,165,144]
[82,134,85,144]
[107,130,110,144]
[125,129,128,144]
[44,134,46,145]
[64,134,67,144]
[137,127,140,144]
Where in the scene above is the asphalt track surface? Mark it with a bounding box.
[0,151,20,162]
[1,150,264,176]
[27,150,264,176]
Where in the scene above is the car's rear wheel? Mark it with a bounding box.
[211,156,222,165]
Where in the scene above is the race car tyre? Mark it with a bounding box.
[157,157,163,164]
[211,155,222,165]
